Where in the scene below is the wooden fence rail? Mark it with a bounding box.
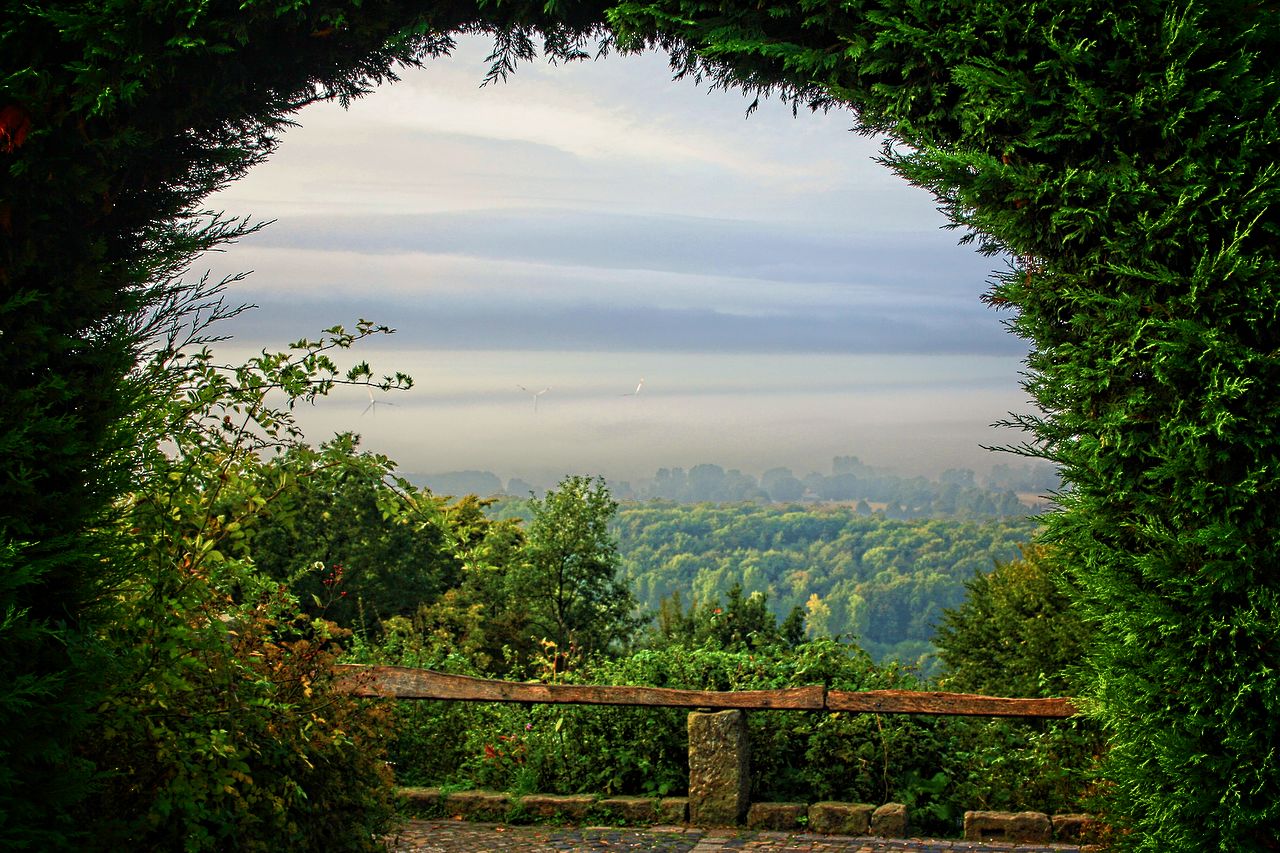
[334,665,1077,718]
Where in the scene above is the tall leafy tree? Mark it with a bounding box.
[935,545,1086,699]
[602,4,1280,847]
[245,447,464,632]
[517,475,641,658]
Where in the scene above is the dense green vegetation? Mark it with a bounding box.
[273,468,1098,838]
[936,545,1088,699]
[116,354,1088,841]
[351,539,1101,838]
[5,1,1278,850]
[71,299,412,849]
[612,503,1035,669]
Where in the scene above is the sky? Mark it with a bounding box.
[202,35,1035,487]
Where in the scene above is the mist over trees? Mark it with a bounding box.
[413,457,1059,518]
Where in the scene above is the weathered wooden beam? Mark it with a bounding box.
[333,665,1078,717]
[333,665,826,710]
[825,689,1077,718]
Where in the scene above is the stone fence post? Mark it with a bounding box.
[687,709,749,825]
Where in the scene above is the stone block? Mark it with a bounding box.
[871,802,908,838]
[443,790,512,820]
[657,797,689,824]
[964,810,1052,843]
[746,802,808,830]
[398,787,444,814]
[687,710,749,825]
[807,801,873,835]
[518,793,596,821]
[598,796,658,823]
[1053,813,1100,842]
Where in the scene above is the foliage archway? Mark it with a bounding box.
[3,2,1278,849]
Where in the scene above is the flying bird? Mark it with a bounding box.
[518,384,551,412]
[622,378,645,397]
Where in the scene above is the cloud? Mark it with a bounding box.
[209,36,941,230]
[319,37,848,180]
[218,294,1019,356]
[203,209,1017,356]
[242,208,994,287]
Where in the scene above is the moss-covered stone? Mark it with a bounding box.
[687,710,749,825]
[746,802,808,830]
[597,796,659,824]
[518,794,596,821]
[807,801,873,835]
[870,803,907,838]
[657,797,689,825]
[442,790,512,821]
[964,810,1052,843]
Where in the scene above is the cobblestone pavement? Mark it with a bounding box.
[384,821,1085,853]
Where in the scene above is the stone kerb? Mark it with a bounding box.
[441,789,513,821]
[401,785,916,839]
[656,796,690,824]
[871,802,908,837]
[596,795,658,824]
[1052,813,1100,842]
[807,801,874,835]
[964,810,1053,843]
[519,793,595,821]
[746,801,808,830]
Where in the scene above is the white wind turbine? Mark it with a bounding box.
[362,386,396,415]
[518,384,551,412]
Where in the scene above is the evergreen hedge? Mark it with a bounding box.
[4,1,1277,849]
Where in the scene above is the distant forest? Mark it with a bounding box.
[416,456,1060,519]
[490,498,1039,676]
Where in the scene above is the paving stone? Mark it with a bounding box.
[383,818,1087,853]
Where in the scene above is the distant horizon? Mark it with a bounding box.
[402,454,1060,495]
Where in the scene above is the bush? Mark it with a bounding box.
[70,309,410,851]
[82,598,399,851]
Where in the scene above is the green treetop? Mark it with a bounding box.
[515,475,642,659]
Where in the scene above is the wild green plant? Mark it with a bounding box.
[75,291,410,850]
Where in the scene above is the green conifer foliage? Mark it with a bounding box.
[4,1,1278,848]
[604,5,1280,846]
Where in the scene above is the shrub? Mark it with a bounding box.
[72,305,409,850]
